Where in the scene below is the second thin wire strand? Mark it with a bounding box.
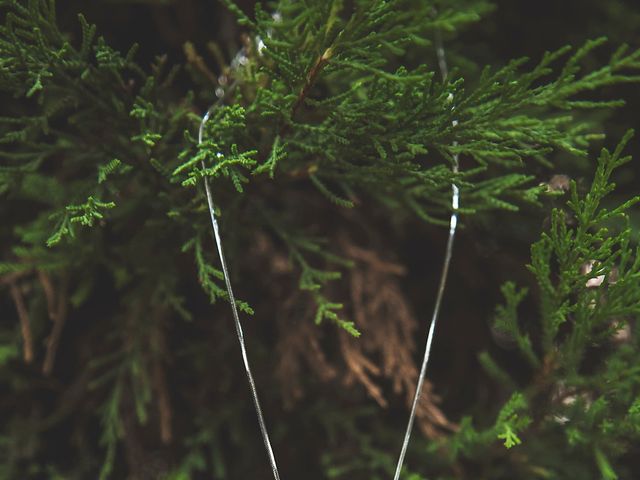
[392,30,460,480]
[199,83,282,480]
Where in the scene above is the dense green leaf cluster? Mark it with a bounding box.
[434,135,640,480]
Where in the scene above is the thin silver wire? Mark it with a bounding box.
[392,31,459,480]
[198,23,457,480]
[198,82,282,480]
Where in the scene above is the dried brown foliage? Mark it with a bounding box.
[255,229,454,437]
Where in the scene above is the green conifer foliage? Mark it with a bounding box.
[1,0,640,478]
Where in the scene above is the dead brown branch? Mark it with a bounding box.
[40,272,69,376]
[0,269,31,286]
[341,237,456,436]
[9,281,34,364]
[291,48,332,118]
[264,225,455,437]
[152,324,173,445]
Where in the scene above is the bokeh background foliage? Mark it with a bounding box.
[2,0,640,479]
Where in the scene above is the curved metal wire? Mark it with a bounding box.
[392,30,459,480]
[197,24,459,480]
[198,81,282,480]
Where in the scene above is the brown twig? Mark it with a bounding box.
[0,269,32,286]
[184,41,218,84]
[291,47,333,119]
[154,360,173,445]
[340,331,387,407]
[41,272,69,376]
[38,270,56,319]
[152,325,173,444]
[9,282,34,364]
